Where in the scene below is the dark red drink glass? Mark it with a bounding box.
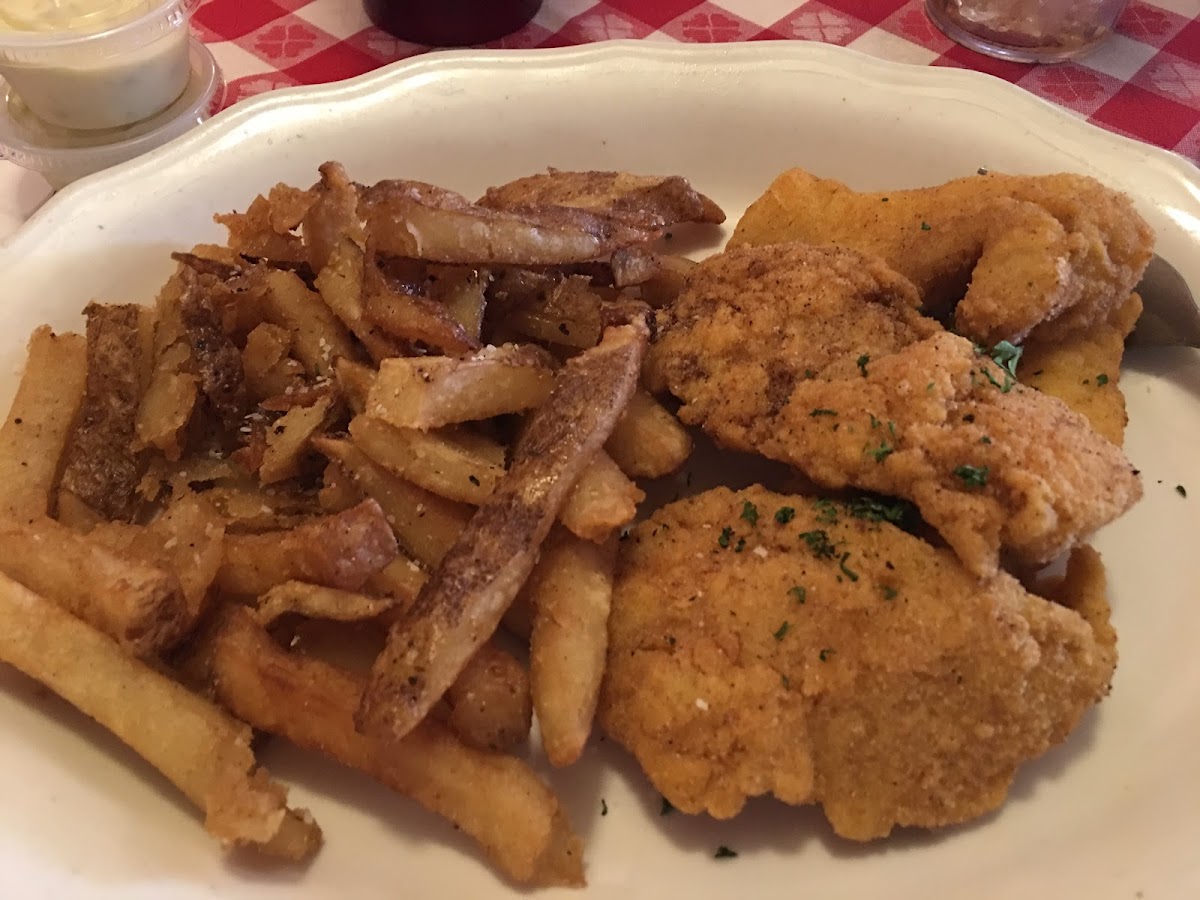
[364,0,542,46]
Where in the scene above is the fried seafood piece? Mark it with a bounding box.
[598,486,1118,840]
[730,168,1153,345]
[1020,292,1142,447]
[648,243,1141,577]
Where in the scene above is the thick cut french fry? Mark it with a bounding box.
[365,345,555,430]
[0,516,187,657]
[505,276,604,349]
[430,265,488,342]
[215,499,398,597]
[559,450,643,543]
[318,460,364,513]
[136,271,196,459]
[313,438,471,568]
[259,396,334,484]
[362,249,479,355]
[314,237,402,363]
[367,556,428,614]
[261,268,359,377]
[300,161,364,272]
[254,581,397,627]
[349,415,504,505]
[335,357,375,414]
[442,641,532,754]
[604,389,692,478]
[0,573,320,858]
[211,608,582,886]
[0,327,87,523]
[60,303,155,520]
[359,318,648,745]
[526,530,617,766]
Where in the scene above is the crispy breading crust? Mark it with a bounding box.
[599,486,1117,840]
[649,242,1142,576]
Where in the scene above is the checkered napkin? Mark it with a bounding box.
[194,0,1200,165]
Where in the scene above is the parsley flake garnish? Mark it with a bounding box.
[869,442,893,463]
[740,500,759,527]
[775,506,796,524]
[881,586,899,601]
[1096,373,1109,386]
[819,648,835,662]
[773,621,791,640]
[857,354,870,376]
[781,673,791,688]
[954,465,989,488]
[799,529,837,559]
[813,498,838,524]
[1176,485,1187,498]
[981,365,1014,393]
[869,413,880,429]
[989,340,1023,378]
[714,846,738,859]
[810,408,837,417]
[980,436,992,444]
[734,537,746,553]
[789,586,807,604]
[718,526,732,549]
[660,797,674,816]
[838,552,859,582]
[845,495,913,525]
[920,221,932,231]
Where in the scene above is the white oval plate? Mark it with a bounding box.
[0,41,1197,900]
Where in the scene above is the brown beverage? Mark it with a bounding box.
[364,0,542,46]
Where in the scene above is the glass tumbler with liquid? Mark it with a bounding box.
[926,0,1130,63]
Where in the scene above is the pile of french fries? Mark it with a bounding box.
[0,163,721,887]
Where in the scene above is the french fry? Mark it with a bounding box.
[335,357,375,414]
[59,303,155,520]
[430,266,488,342]
[259,396,334,484]
[300,161,364,272]
[0,515,187,657]
[442,640,532,754]
[242,323,304,401]
[604,389,692,478]
[0,573,320,859]
[201,482,322,533]
[349,415,504,505]
[261,268,359,377]
[0,327,87,523]
[215,499,398,597]
[365,344,555,430]
[215,194,307,262]
[313,438,471,568]
[254,581,398,627]
[136,271,196,459]
[362,247,479,355]
[314,237,403,363]
[526,530,617,767]
[559,450,643,543]
[359,317,648,745]
[505,276,603,349]
[318,460,364,513]
[211,608,582,886]
[367,556,428,612]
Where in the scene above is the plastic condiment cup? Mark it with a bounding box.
[0,36,222,189]
[0,0,200,131]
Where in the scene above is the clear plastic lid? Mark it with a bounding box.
[0,37,222,188]
[0,0,200,65]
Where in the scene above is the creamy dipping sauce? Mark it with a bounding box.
[0,0,193,130]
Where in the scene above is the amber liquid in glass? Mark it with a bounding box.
[364,0,542,46]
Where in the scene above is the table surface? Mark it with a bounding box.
[2,0,1198,238]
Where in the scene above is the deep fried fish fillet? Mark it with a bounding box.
[649,243,1142,577]
[599,486,1117,840]
[730,168,1153,345]
[1020,292,1142,446]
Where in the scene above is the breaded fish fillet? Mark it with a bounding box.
[599,486,1117,840]
[730,168,1153,345]
[648,243,1141,577]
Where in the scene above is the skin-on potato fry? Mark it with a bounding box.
[259,396,334,484]
[313,438,472,568]
[349,415,504,505]
[362,245,479,355]
[0,326,87,523]
[59,302,155,521]
[0,515,187,657]
[215,194,308,263]
[526,529,617,766]
[88,493,226,631]
[359,317,649,745]
[442,640,532,754]
[314,238,403,364]
[429,265,489,342]
[215,499,398,597]
[610,248,697,306]
[301,161,364,272]
[260,268,359,377]
[478,170,726,229]
[605,389,692,478]
[366,344,556,430]
[0,573,321,858]
[559,450,643,543]
[254,580,398,627]
[211,607,582,886]
[504,275,604,349]
[136,270,197,459]
[242,323,305,402]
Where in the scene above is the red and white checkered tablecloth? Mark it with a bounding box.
[193,0,1200,165]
